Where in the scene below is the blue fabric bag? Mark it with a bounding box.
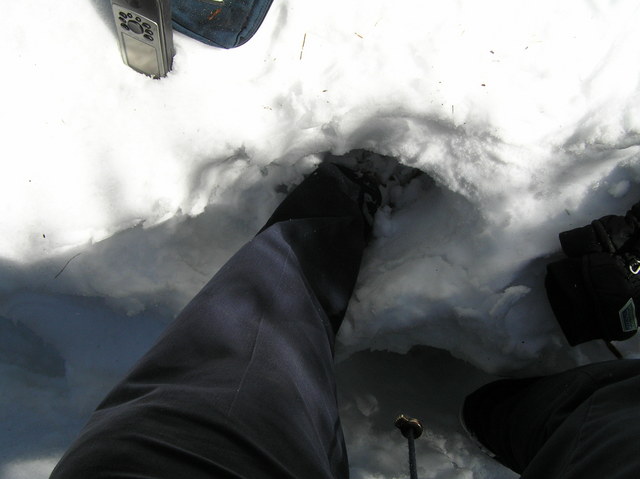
[172,0,273,48]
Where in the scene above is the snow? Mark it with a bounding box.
[2,0,640,477]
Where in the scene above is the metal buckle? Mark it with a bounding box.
[629,258,640,275]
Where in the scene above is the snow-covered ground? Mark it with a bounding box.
[2,0,640,477]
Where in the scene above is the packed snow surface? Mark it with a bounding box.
[2,0,640,478]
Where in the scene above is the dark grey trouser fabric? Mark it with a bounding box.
[49,163,367,479]
[467,359,640,479]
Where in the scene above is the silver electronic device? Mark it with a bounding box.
[111,0,174,78]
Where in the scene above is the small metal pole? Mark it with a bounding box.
[407,428,417,479]
[395,414,423,479]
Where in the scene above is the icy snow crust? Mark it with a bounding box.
[2,0,640,478]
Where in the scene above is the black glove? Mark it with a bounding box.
[558,202,640,256]
[545,202,640,346]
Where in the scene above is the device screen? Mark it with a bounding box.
[122,34,160,77]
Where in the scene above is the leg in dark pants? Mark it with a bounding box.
[50,163,373,479]
[463,359,640,479]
